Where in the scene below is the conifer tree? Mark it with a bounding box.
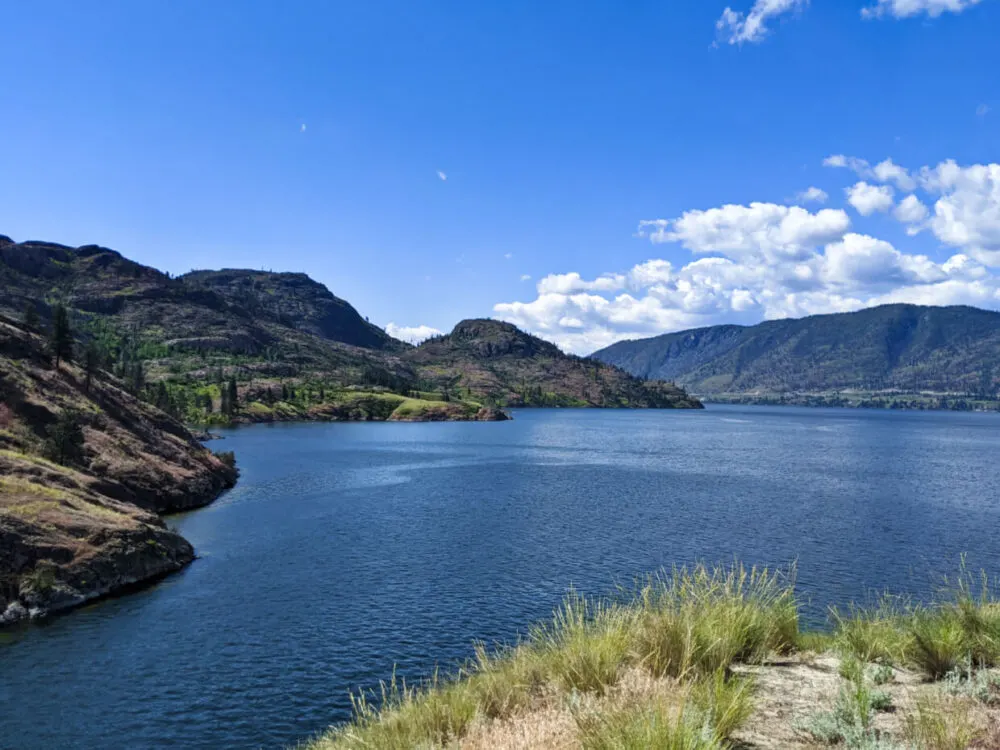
[49,304,73,369]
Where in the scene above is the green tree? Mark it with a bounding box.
[22,301,39,332]
[154,381,170,412]
[227,377,239,413]
[82,340,102,392]
[49,304,73,369]
[43,410,85,466]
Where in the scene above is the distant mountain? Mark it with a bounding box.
[406,319,702,408]
[591,304,1000,407]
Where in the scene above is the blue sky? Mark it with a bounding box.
[1,0,997,352]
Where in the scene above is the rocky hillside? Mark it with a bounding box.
[592,304,1000,406]
[405,319,702,408]
[0,315,236,625]
[0,234,701,419]
[180,268,402,351]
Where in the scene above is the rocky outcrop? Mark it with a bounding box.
[0,316,236,626]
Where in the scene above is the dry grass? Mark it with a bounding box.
[296,561,1000,750]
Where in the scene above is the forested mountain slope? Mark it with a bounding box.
[592,304,1000,406]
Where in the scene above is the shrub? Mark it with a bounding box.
[213,450,237,470]
[42,410,85,466]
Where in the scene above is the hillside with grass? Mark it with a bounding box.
[406,319,703,409]
[302,562,1000,750]
[0,315,237,626]
[592,304,1000,410]
[0,234,699,423]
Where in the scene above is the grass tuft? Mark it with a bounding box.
[904,694,981,750]
[576,701,724,750]
[628,563,798,679]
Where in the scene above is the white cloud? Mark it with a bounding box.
[918,160,1000,264]
[437,171,447,181]
[824,155,914,191]
[493,183,1000,354]
[537,271,626,295]
[796,186,829,204]
[846,181,895,216]
[520,274,532,282]
[385,323,443,345]
[493,157,1000,354]
[894,194,930,226]
[823,154,871,175]
[977,104,991,117]
[300,124,307,133]
[638,202,851,263]
[861,0,983,19]
[716,0,808,44]
[872,159,916,191]
[504,253,513,260]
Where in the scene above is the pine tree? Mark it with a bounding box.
[227,377,239,413]
[43,410,85,466]
[83,341,102,392]
[49,304,73,369]
[22,301,39,332]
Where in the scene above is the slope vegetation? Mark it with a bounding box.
[405,319,702,409]
[0,235,700,420]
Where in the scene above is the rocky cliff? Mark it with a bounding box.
[0,316,236,625]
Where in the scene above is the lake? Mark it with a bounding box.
[3,405,1000,749]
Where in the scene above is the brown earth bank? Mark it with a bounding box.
[0,316,236,626]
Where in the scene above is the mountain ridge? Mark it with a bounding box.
[0,233,702,422]
[591,303,1000,408]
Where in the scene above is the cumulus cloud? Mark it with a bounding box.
[861,0,983,19]
[716,0,808,44]
[494,156,1000,354]
[894,194,930,227]
[492,182,1000,354]
[824,155,914,191]
[536,272,626,294]
[385,323,443,345]
[918,160,1000,264]
[437,171,447,181]
[873,159,916,191]
[846,182,895,216]
[520,274,532,282]
[796,186,829,204]
[638,202,851,262]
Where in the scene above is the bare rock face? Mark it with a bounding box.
[0,317,236,625]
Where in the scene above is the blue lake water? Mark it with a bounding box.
[4,405,1000,749]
